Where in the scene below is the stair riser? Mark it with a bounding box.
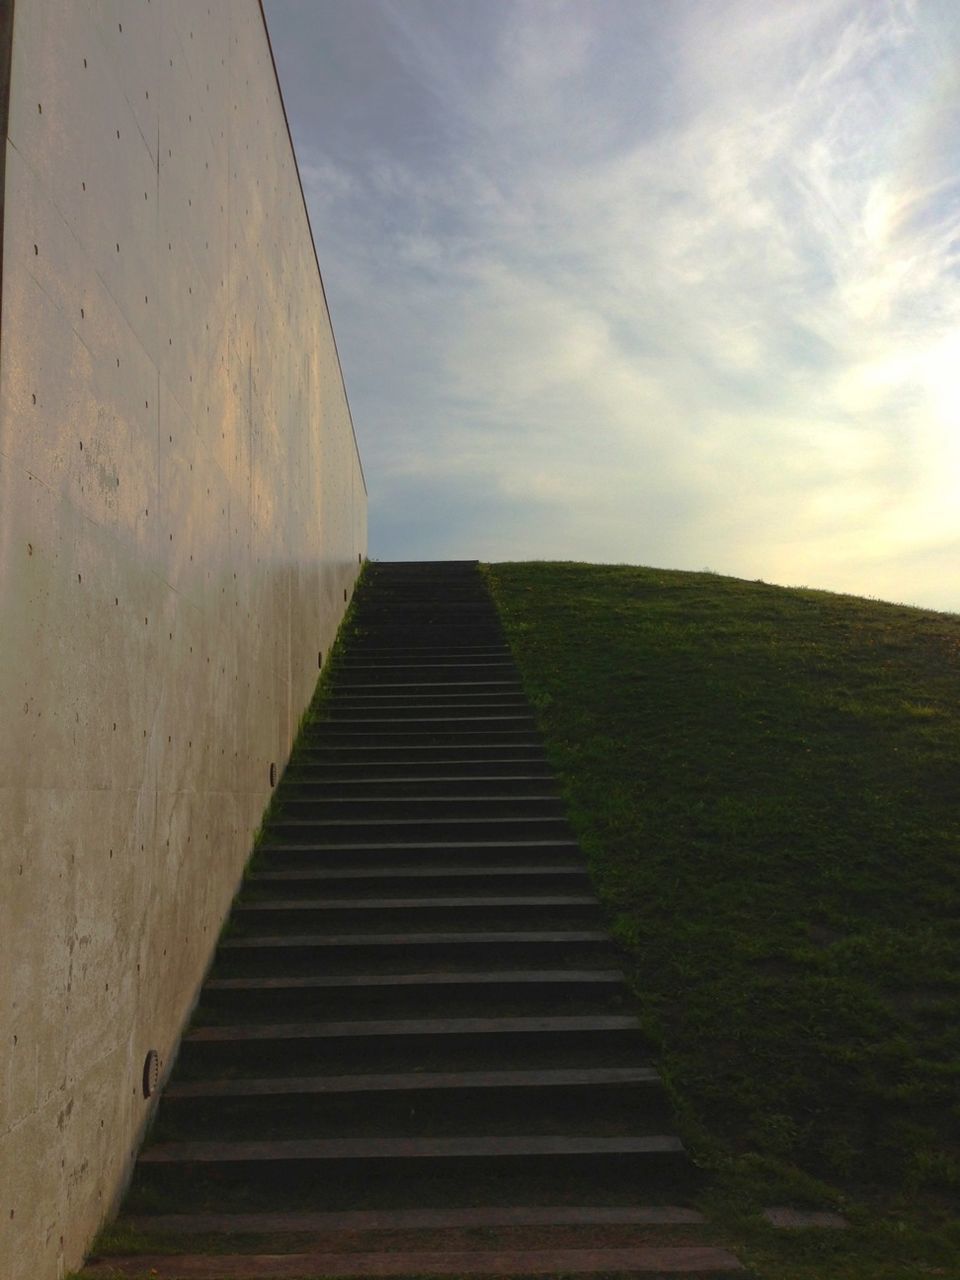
[272,798,565,820]
[331,656,513,664]
[128,1152,697,1215]
[351,616,501,631]
[329,682,521,696]
[245,871,590,894]
[194,981,625,1022]
[349,603,501,613]
[213,939,616,978]
[307,720,536,738]
[324,702,529,718]
[265,819,572,844]
[253,844,582,870]
[291,750,549,769]
[338,646,510,657]
[154,1084,673,1141]
[278,778,558,798]
[304,732,542,748]
[176,1031,650,1079]
[351,598,501,611]
[231,905,602,933]
[341,630,507,647]
[330,668,517,684]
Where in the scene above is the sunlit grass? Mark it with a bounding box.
[485,561,960,1280]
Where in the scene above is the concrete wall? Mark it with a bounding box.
[0,4,366,1276]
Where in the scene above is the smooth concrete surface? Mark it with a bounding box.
[0,4,366,1277]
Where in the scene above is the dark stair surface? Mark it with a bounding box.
[89,562,742,1278]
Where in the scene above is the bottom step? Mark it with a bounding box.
[82,1245,743,1276]
[123,1206,707,1232]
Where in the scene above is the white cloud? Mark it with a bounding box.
[267,0,960,611]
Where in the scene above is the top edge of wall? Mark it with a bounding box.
[0,0,17,372]
[257,0,367,496]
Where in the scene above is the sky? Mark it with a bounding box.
[263,0,960,614]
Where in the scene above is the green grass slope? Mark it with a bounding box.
[485,562,960,1279]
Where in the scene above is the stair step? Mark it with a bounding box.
[219,929,610,958]
[214,933,615,981]
[83,1246,742,1276]
[339,653,513,662]
[336,662,517,673]
[276,797,565,819]
[310,714,534,727]
[328,692,527,703]
[232,898,602,933]
[330,681,523,693]
[340,633,509,648]
[245,865,586,885]
[167,1066,655,1101]
[141,1135,684,1166]
[306,731,544,747]
[197,969,625,1019]
[338,662,514,672]
[297,742,546,756]
[292,751,550,771]
[325,703,531,718]
[248,866,589,887]
[282,776,555,790]
[236,895,599,913]
[178,1012,643,1068]
[155,1069,672,1142]
[265,818,573,844]
[185,1015,643,1045]
[350,606,504,617]
[177,1013,644,1076]
[121,1205,708,1232]
[254,841,585,870]
[205,970,622,993]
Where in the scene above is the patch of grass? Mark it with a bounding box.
[484,561,960,1279]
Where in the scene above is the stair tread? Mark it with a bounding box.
[283,795,561,802]
[268,818,570,829]
[83,1245,740,1276]
[257,839,580,851]
[328,703,527,710]
[206,971,623,991]
[186,1015,642,1042]
[141,1135,684,1163]
[222,930,609,948]
[250,866,586,881]
[283,776,553,784]
[236,896,599,910]
[121,1205,707,1231]
[312,716,535,727]
[333,689,523,696]
[167,1066,660,1099]
[295,747,547,755]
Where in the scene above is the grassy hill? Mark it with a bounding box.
[484,562,960,1279]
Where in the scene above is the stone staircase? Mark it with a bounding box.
[85,561,743,1277]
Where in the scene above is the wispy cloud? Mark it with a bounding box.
[268,0,960,611]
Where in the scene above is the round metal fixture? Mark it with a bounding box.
[142,1050,159,1099]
